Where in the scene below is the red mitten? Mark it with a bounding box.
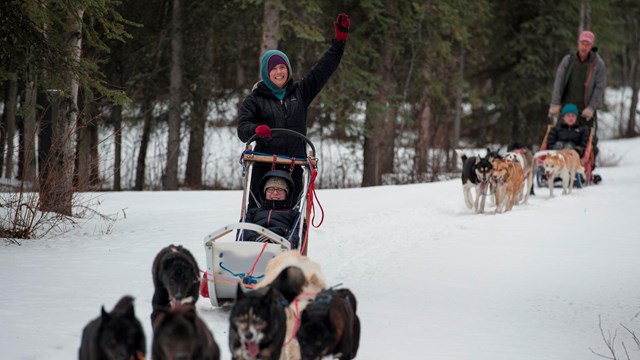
[334,13,350,42]
[255,124,272,138]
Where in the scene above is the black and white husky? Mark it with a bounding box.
[456,149,496,213]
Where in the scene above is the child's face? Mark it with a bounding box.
[563,112,577,126]
[265,187,287,201]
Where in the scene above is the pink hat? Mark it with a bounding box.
[579,31,595,44]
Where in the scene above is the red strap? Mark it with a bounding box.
[271,154,277,170]
[289,157,296,174]
[300,159,324,254]
[247,242,268,277]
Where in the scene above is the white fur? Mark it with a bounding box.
[254,251,327,360]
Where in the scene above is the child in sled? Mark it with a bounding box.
[242,170,301,248]
[547,103,590,157]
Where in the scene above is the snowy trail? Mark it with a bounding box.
[2,138,639,360]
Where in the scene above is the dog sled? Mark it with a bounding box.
[533,121,596,189]
[202,129,322,306]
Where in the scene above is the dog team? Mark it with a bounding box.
[456,142,585,214]
[79,245,360,360]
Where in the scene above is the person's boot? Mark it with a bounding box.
[593,174,602,184]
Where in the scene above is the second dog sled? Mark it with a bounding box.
[533,121,596,189]
[201,129,322,306]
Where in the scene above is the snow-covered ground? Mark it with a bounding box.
[2,137,639,359]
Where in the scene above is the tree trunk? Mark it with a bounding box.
[75,88,91,191]
[627,60,639,138]
[113,104,122,190]
[580,4,591,32]
[453,47,465,151]
[89,116,99,186]
[625,14,639,138]
[362,36,396,187]
[39,8,84,215]
[2,79,18,177]
[415,91,433,177]
[163,0,182,190]
[135,98,152,191]
[185,22,214,189]
[21,79,38,183]
[260,0,280,61]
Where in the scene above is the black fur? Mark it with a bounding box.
[507,142,527,152]
[460,151,494,185]
[79,295,146,360]
[152,303,220,360]
[268,265,307,304]
[151,244,200,322]
[297,288,360,360]
[229,284,287,360]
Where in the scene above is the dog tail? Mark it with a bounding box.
[455,149,467,162]
[112,295,135,314]
[270,266,307,304]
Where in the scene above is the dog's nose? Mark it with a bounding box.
[244,331,254,340]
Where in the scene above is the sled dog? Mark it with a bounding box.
[455,149,494,213]
[151,244,201,322]
[505,143,535,204]
[254,251,328,360]
[297,288,361,360]
[229,285,287,360]
[491,157,525,213]
[79,295,146,360]
[152,303,220,360]
[542,149,585,197]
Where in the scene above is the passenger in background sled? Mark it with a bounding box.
[242,170,300,249]
[547,103,590,157]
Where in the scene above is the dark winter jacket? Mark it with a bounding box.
[242,170,300,247]
[244,205,300,245]
[237,40,346,158]
[547,122,590,156]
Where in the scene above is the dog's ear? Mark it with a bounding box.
[474,157,480,165]
[101,306,110,321]
[124,302,135,319]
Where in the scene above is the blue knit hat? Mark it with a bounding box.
[562,103,579,116]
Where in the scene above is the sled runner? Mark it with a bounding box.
[533,121,596,188]
[202,129,322,306]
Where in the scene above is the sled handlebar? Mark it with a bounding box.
[246,128,317,157]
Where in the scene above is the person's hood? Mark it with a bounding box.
[260,50,293,98]
[257,169,295,208]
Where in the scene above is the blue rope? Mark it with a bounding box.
[218,262,264,285]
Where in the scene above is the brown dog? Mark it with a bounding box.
[152,303,220,360]
[491,158,525,213]
[505,145,535,204]
[542,149,585,197]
